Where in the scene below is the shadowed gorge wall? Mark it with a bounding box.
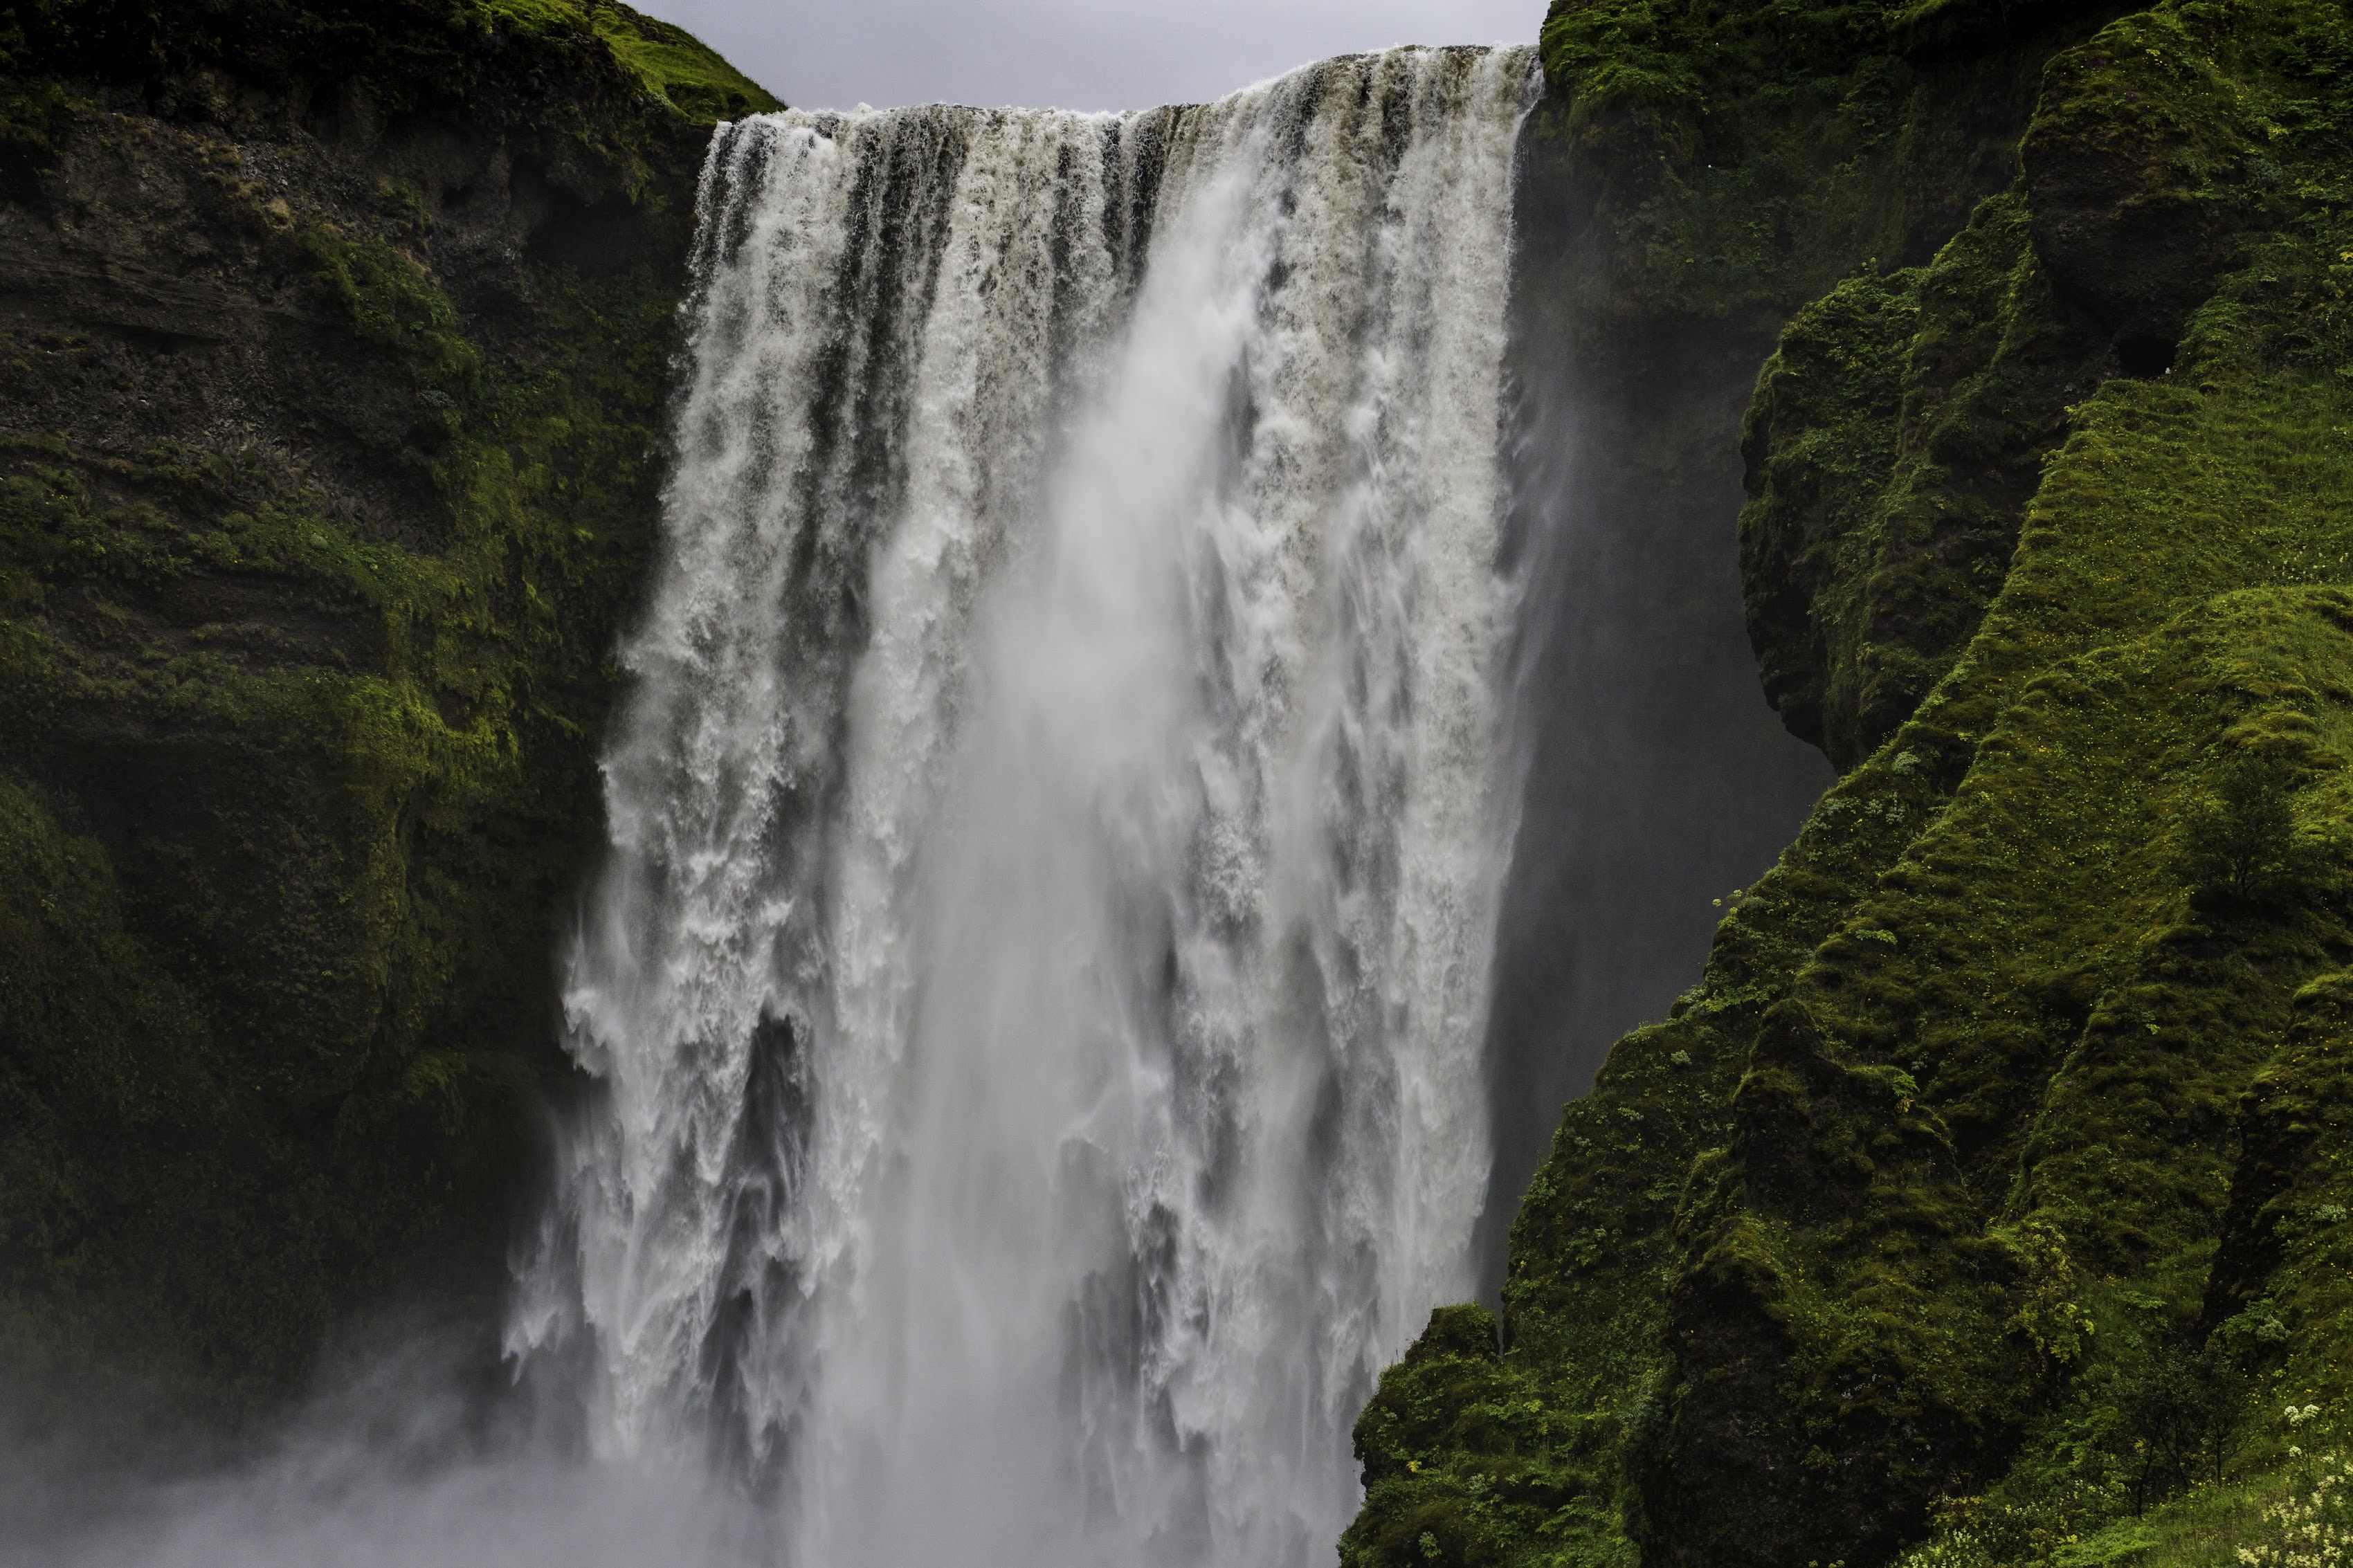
[0,0,776,1416]
[1475,145,1834,1286]
[1474,0,2140,1282]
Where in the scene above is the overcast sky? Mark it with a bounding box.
[633,0,1547,113]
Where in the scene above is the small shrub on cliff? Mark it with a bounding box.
[1899,1476,2129,1568]
[2001,1219,2095,1370]
[2109,1342,2250,1514]
[2183,754,2317,906]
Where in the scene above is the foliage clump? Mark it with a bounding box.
[2183,752,2321,906]
[2237,1435,2353,1567]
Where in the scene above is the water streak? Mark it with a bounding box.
[514,45,1538,1567]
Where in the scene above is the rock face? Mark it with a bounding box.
[1348,2,2353,1567]
[2021,17,2260,370]
[1738,197,2109,772]
[0,0,774,1412]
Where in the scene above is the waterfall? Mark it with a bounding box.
[511,44,1538,1568]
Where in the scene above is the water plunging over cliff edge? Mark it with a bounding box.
[511,46,1539,1568]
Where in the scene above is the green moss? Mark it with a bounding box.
[1356,2,2353,1563]
[0,0,752,1406]
[1624,305,2353,1555]
[0,764,357,1417]
[1743,193,2102,767]
[585,3,780,120]
[1527,0,2096,342]
[466,0,779,120]
[2,0,776,208]
[0,772,215,1261]
[300,226,484,399]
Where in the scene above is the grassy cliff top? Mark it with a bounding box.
[480,0,781,122]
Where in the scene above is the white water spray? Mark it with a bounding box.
[514,46,1538,1567]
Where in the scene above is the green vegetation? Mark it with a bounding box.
[581,3,778,121]
[1350,0,2353,1565]
[2181,752,2317,904]
[1523,0,2103,343]
[473,0,778,120]
[1741,191,2094,767]
[0,0,774,1414]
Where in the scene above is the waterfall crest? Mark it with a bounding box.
[512,45,1539,1567]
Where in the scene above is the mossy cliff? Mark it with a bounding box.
[1351,1,2353,1566]
[0,0,774,1415]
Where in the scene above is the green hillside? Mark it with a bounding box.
[1345,2,2353,1565]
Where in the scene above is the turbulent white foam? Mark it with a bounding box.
[514,45,1538,1568]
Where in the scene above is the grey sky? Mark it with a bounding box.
[632,0,1547,113]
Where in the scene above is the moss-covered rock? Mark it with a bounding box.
[1352,1,2353,1565]
[1741,194,2108,768]
[0,0,775,1416]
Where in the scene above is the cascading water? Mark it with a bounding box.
[511,44,1539,1568]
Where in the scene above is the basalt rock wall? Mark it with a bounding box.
[0,0,774,1418]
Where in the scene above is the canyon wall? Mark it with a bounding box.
[1349,1,2353,1565]
[0,0,773,1416]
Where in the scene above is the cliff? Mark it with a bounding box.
[0,0,774,1417]
[1347,2,2353,1566]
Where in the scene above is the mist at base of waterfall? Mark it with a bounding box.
[0,1310,762,1568]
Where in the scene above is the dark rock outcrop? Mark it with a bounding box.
[0,0,776,1416]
